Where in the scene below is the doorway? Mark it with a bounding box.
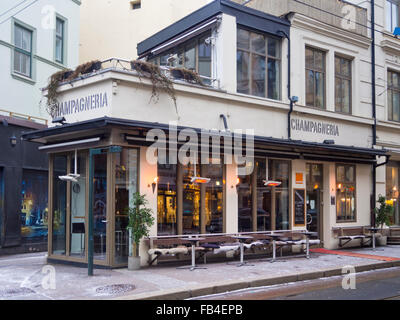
[306,164,323,238]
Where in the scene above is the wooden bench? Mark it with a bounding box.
[332,226,372,248]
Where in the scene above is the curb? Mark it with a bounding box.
[115,260,400,300]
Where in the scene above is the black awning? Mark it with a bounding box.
[22,116,386,164]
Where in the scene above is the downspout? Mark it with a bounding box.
[277,30,292,139]
[371,0,378,227]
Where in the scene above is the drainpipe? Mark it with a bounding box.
[371,0,378,227]
[277,30,292,139]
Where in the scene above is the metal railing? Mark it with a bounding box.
[0,108,48,125]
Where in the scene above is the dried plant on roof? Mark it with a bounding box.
[44,69,73,117]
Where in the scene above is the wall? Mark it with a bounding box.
[79,0,213,63]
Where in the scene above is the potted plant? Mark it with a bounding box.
[375,195,394,246]
[170,67,203,85]
[126,192,155,270]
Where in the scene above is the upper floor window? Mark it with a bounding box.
[388,70,400,122]
[14,24,32,78]
[149,31,212,84]
[386,0,399,32]
[131,0,141,10]
[305,47,325,109]
[237,28,281,100]
[335,56,352,114]
[55,18,65,64]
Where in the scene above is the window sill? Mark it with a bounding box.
[11,72,35,85]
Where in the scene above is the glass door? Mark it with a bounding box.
[306,164,323,236]
[93,153,108,261]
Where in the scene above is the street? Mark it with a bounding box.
[194,267,400,300]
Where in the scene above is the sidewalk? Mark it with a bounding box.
[0,246,399,300]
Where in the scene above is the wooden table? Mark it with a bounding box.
[177,237,207,271]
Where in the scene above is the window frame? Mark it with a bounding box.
[386,0,400,32]
[388,69,400,122]
[305,46,326,109]
[55,17,65,64]
[13,23,33,79]
[335,55,353,114]
[335,164,357,223]
[236,27,282,100]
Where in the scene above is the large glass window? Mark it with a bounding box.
[336,164,356,222]
[335,56,352,114]
[237,28,281,100]
[157,161,177,236]
[238,158,290,232]
[386,0,399,32]
[306,47,325,109]
[386,162,400,226]
[151,31,212,84]
[114,149,138,264]
[52,155,67,255]
[14,24,32,78]
[70,154,86,257]
[55,18,65,64]
[388,70,400,122]
[21,170,48,245]
[204,163,223,233]
[182,163,201,234]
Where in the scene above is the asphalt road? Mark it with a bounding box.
[195,267,400,300]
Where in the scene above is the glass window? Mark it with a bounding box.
[336,164,356,222]
[238,165,253,233]
[335,56,352,114]
[55,18,65,64]
[52,155,67,255]
[237,28,281,100]
[388,70,400,122]
[386,0,399,32]
[182,163,201,234]
[204,163,223,233]
[14,24,32,77]
[157,161,177,236]
[114,149,138,264]
[0,168,3,237]
[21,170,48,245]
[386,162,400,226]
[70,154,86,257]
[305,47,325,109]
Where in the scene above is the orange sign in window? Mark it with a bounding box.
[296,173,304,185]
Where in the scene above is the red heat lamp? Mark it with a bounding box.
[264,180,282,187]
[190,177,211,184]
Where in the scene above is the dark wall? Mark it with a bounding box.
[0,121,48,249]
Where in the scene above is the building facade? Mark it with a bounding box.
[23,0,393,268]
[0,0,80,253]
[79,0,213,63]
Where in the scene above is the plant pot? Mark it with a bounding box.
[128,256,141,270]
[377,235,387,246]
[131,61,153,74]
[170,69,184,80]
[61,70,73,81]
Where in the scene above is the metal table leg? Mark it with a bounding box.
[177,244,207,271]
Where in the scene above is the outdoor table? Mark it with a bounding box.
[367,227,383,251]
[177,237,207,271]
[228,235,254,267]
[268,234,282,263]
[302,231,318,259]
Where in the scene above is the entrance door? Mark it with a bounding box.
[306,164,323,237]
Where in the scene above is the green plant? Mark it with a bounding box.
[375,195,394,230]
[126,192,155,257]
[131,60,177,112]
[45,69,73,117]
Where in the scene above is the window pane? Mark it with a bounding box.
[204,164,223,234]
[70,155,86,257]
[22,28,31,51]
[314,50,324,70]
[21,170,48,245]
[238,171,252,232]
[268,38,279,58]
[315,72,325,108]
[393,72,400,88]
[182,163,200,234]
[114,149,138,263]
[198,36,211,78]
[267,58,280,100]
[341,59,351,77]
[157,162,177,236]
[52,155,67,255]
[251,32,265,55]
[393,3,398,31]
[56,19,63,36]
[306,70,315,106]
[56,38,63,62]
[387,1,393,31]
[337,166,345,182]
[343,79,351,113]
[184,42,196,71]
[237,28,250,50]
[388,90,394,120]
[305,48,314,68]
[345,166,354,183]
[14,26,22,49]
[237,50,250,94]
[335,77,342,112]
[251,54,265,97]
[394,92,400,121]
